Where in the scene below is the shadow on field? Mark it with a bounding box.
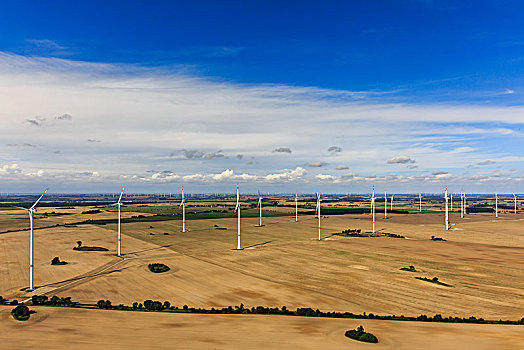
[125,244,176,255]
[244,240,273,249]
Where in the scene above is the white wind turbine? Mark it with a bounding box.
[463,192,467,215]
[418,193,422,212]
[17,188,48,290]
[450,193,453,211]
[444,187,449,230]
[495,192,499,218]
[371,186,376,233]
[257,190,263,226]
[460,191,464,219]
[316,192,321,240]
[180,186,186,232]
[111,187,125,257]
[295,193,298,222]
[514,194,517,214]
[390,194,394,211]
[235,184,242,250]
[384,190,388,219]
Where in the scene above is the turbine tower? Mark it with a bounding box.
[390,194,394,211]
[295,193,298,222]
[464,192,467,215]
[316,192,321,240]
[514,194,517,214]
[419,193,422,212]
[180,186,186,232]
[112,187,125,256]
[460,191,464,219]
[445,187,449,230]
[257,190,263,226]
[18,188,48,290]
[371,186,376,233]
[235,184,242,250]
[450,193,453,211]
[495,192,499,218]
[384,191,388,219]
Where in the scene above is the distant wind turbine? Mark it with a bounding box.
[460,191,464,219]
[295,193,298,222]
[371,186,376,233]
[17,188,48,290]
[180,186,186,232]
[495,192,499,218]
[419,193,422,212]
[450,193,453,211]
[316,192,321,240]
[235,184,242,250]
[111,187,125,256]
[390,194,394,211]
[514,194,517,214]
[257,190,263,226]
[445,187,449,230]
[384,191,388,219]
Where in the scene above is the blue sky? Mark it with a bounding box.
[0,1,522,193]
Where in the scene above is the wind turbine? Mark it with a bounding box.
[295,193,298,222]
[495,192,499,218]
[316,192,321,240]
[180,186,186,232]
[464,192,467,215]
[444,187,449,230]
[111,187,125,257]
[418,193,422,212]
[384,191,388,219]
[235,184,242,250]
[450,193,453,211]
[18,188,48,290]
[257,190,263,226]
[371,186,376,233]
[390,194,394,211]
[460,191,464,219]
[514,194,517,214]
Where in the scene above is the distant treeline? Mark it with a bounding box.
[3,295,522,325]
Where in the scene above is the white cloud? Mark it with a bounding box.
[387,155,415,164]
[0,51,522,192]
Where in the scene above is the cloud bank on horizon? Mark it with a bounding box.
[0,52,522,193]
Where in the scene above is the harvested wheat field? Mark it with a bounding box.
[1,306,522,350]
[1,206,523,348]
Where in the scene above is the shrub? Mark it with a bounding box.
[11,304,31,321]
[144,300,163,311]
[51,257,68,265]
[148,263,170,273]
[344,325,378,343]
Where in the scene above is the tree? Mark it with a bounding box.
[11,305,31,321]
[76,241,82,248]
[163,301,171,309]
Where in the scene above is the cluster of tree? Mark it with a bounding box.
[81,209,102,214]
[11,304,32,321]
[51,257,68,265]
[148,263,170,273]
[31,295,75,306]
[335,230,405,239]
[400,265,417,272]
[97,300,113,309]
[345,325,378,343]
[416,276,452,287]
[73,241,108,251]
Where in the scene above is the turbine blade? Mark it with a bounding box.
[30,188,48,209]
[117,186,125,203]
